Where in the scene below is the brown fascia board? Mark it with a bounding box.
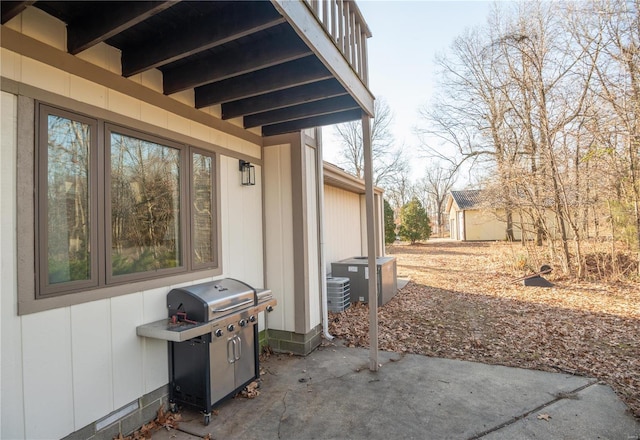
[322,161,382,195]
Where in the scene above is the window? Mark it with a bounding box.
[107,126,185,281]
[39,109,98,295]
[37,104,218,298]
[191,150,217,268]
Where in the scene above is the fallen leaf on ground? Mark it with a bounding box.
[240,380,260,399]
[328,241,640,419]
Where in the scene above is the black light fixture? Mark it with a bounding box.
[239,159,255,186]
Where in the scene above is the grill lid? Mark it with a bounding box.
[167,278,256,323]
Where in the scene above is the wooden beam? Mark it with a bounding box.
[1,1,35,24]
[222,79,347,119]
[162,27,311,95]
[0,27,262,147]
[261,108,362,136]
[67,1,176,55]
[271,0,374,116]
[195,56,332,108]
[122,2,284,77]
[243,95,359,128]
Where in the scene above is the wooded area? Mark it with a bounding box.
[332,0,639,279]
[418,0,640,278]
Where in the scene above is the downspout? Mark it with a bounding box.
[316,129,334,341]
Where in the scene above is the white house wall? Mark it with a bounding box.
[263,144,296,333]
[305,145,321,330]
[1,9,265,440]
[1,91,25,439]
[323,185,363,273]
[220,156,264,288]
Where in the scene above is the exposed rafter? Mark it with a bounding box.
[7,0,373,138]
[244,95,359,128]
[194,56,332,109]
[162,25,311,95]
[222,79,347,120]
[262,108,363,137]
[0,1,35,24]
[67,1,176,55]
[122,2,285,77]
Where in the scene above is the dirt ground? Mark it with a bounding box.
[328,239,640,418]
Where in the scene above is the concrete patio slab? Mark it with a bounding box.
[152,342,639,439]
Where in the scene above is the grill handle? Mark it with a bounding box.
[211,299,253,313]
[234,336,241,361]
[227,338,236,364]
[226,336,242,363]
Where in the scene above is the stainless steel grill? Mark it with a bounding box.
[136,278,276,425]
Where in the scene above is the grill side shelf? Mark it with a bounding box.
[136,298,277,343]
[136,319,212,342]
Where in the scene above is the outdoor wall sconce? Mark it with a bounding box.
[239,159,255,186]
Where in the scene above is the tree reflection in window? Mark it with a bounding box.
[110,133,181,275]
[47,115,92,284]
[192,152,214,265]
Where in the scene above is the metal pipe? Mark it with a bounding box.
[362,114,378,371]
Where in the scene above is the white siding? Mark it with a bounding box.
[221,156,264,288]
[263,145,296,332]
[110,294,144,409]
[305,146,321,329]
[21,308,74,439]
[141,287,170,393]
[1,91,25,440]
[71,300,113,428]
[323,185,363,272]
[1,10,266,438]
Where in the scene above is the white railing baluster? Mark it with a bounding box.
[343,1,350,60]
[349,8,356,66]
[300,0,371,85]
[331,0,337,41]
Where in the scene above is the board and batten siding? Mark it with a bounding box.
[323,185,364,273]
[305,145,321,330]
[1,9,265,440]
[263,144,296,333]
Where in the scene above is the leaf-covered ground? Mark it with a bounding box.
[328,240,640,418]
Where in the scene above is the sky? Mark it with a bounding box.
[322,0,494,183]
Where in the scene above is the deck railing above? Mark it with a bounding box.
[305,0,372,87]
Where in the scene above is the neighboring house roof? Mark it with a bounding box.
[450,190,484,210]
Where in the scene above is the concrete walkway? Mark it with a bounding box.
[153,343,639,440]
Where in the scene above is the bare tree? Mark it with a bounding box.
[416,12,522,242]
[415,164,458,237]
[333,98,409,188]
[576,0,640,274]
[416,0,640,278]
[385,171,415,212]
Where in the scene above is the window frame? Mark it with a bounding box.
[37,104,101,297]
[34,102,220,300]
[190,148,218,271]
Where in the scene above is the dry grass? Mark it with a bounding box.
[329,239,640,418]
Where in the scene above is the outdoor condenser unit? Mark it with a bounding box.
[326,276,350,312]
[331,256,397,306]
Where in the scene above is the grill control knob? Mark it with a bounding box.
[214,329,223,337]
[249,315,256,323]
[266,305,274,312]
[227,324,235,332]
[238,319,247,327]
